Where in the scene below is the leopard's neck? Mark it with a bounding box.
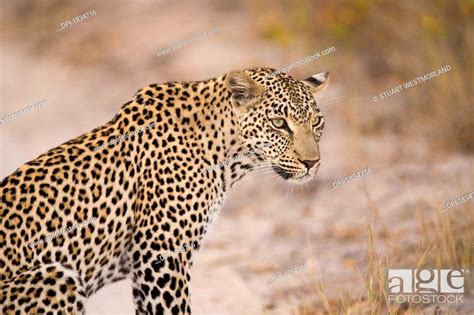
[123,77,258,196]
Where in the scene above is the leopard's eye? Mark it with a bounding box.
[271,118,286,129]
[311,116,324,129]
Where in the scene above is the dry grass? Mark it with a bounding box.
[296,190,473,314]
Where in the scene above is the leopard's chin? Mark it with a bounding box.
[287,174,314,184]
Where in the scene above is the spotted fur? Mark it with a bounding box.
[0,67,329,314]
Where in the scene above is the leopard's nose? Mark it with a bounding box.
[299,159,319,170]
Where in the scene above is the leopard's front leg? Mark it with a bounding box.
[130,225,193,315]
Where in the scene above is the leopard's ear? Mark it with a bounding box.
[226,71,264,109]
[302,72,330,94]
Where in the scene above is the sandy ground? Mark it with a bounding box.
[1,1,473,314]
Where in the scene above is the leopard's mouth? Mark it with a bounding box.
[272,164,319,184]
[272,165,293,180]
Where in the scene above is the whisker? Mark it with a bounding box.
[244,171,277,181]
[248,169,275,176]
[286,182,292,200]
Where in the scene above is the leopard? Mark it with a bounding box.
[0,67,329,314]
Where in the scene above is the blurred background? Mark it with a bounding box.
[1,0,472,314]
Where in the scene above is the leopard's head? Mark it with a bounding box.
[226,68,329,184]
